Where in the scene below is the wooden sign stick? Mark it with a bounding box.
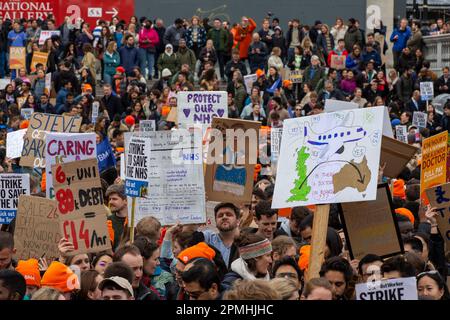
[130,197,136,243]
[306,204,330,282]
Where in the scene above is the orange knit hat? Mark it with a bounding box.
[16,259,41,287]
[177,242,216,264]
[298,245,311,272]
[393,179,406,199]
[395,208,415,225]
[256,69,265,78]
[41,261,80,293]
[20,120,30,129]
[283,80,293,88]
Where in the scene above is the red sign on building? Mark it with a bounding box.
[0,0,134,28]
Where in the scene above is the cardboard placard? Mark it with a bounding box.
[356,277,418,300]
[166,107,178,123]
[420,131,448,202]
[177,91,228,126]
[0,174,30,224]
[272,107,384,208]
[205,118,261,204]
[30,51,49,73]
[52,158,111,254]
[412,111,427,128]
[425,182,450,250]
[6,129,27,159]
[20,113,82,168]
[9,47,26,70]
[380,135,418,178]
[125,136,151,198]
[339,184,404,260]
[14,195,61,261]
[330,54,347,70]
[45,132,97,198]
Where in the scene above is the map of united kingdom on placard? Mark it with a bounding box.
[272,107,384,208]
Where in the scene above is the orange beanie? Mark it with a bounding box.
[298,245,311,272]
[16,259,41,287]
[393,179,406,199]
[395,208,415,225]
[256,69,265,78]
[283,80,292,88]
[20,120,29,129]
[41,261,80,293]
[177,242,216,264]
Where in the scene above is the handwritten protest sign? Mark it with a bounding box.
[412,112,427,128]
[287,69,303,83]
[380,136,418,178]
[0,174,30,224]
[20,113,82,168]
[244,74,257,94]
[420,131,448,202]
[420,81,434,101]
[45,132,97,198]
[356,277,418,300]
[339,184,403,260]
[30,51,49,73]
[9,47,26,70]
[52,159,111,254]
[330,55,346,70]
[425,182,450,250]
[38,30,61,45]
[6,129,27,159]
[205,118,261,204]
[271,128,283,160]
[125,136,151,198]
[139,120,156,132]
[272,107,384,208]
[14,195,60,261]
[395,125,408,143]
[177,91,228,126]
[124,130,206,225]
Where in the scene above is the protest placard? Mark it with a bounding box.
[125,136,151,198]
[380,135,418,178]
[205,118,261,204]
[272,107,384,208]
[425,182,450,250]
[20,113,82,168]
[330,55,346,70]
[339,184,403,260]
[270,128,283,160]
[0,174,30,224]
[20,108,34,120]
[244,74,257,94]
[412,111,427,128]
[6,129,27,159]
[124,130,206,225]
[420,81,434,101]
[356,277,418,300]
[91,101,99,124]
[166,107,178,123]
[395,125,408,143]
[9,47,26,70]
[45,132,97,198]
[14,195,60,261]
[139,120,156,132]
[44,72,52,96]
[177,91,228,126]
[39,30,61,45]
[30,51,49,73]
[420,131,448,202]
[52,158,111,254]
[0,79,10,90]
[287,69,303,83]
[97,137,116,172]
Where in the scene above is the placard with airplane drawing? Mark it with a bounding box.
[272,107,384,208]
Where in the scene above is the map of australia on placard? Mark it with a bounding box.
[333,156,371,194]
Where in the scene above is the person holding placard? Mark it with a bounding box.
[106,185,128,251]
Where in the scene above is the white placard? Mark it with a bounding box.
[270,128,283,160]
[177,91,228,126]
[272,107,384,208]
[244,74,257,95]
[356,277,418,300]
[412,112,427,128]
[6,129,27,159]
[420,82,434,101]
[39,31,61,45]
[139,120,156,132]
[0,174,30,224]
[395,125,408,143]
[125,136,151,198]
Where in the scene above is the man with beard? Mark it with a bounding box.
[202,203,240,269]
[106,184,128,250]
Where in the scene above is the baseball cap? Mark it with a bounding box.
[99,276,134,297]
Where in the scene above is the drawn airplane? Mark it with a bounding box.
[304,112,367,159]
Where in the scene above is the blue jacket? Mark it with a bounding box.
[362,50,382,68]
[55,88,69,114]
[119,45,139,75]
[345,54,362,70]
[390,27,412,52]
